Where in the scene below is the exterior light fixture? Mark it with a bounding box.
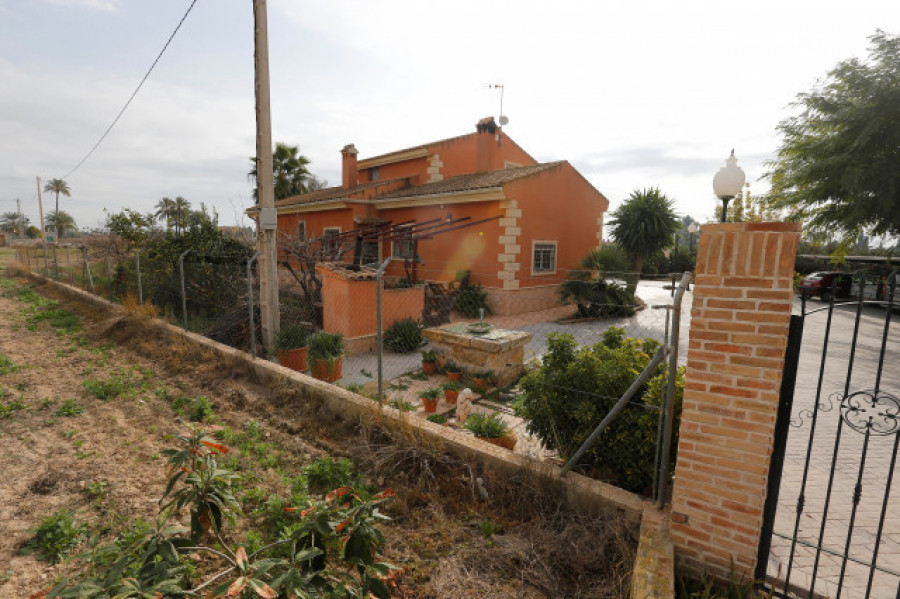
[712,150,746,223]
[688,222,698,252]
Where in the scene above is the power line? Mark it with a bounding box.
[60,0,200,181]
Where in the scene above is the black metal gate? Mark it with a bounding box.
[757,271,899,598]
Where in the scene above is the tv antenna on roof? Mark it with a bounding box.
[487,83,509,126]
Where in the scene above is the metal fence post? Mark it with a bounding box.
[43,244,48,276]
[657,271,691,508]
[136,249,143,305]
[106,250,113,301]
[247,253,260,357]
[52,244,59,279]
[81,246,95,294]
[66,246,73,284]
[376,256,395,403]
[179,249,191,329]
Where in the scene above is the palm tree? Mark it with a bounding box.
[608,188,680,295]
[248,142,313,201]
[172,197,191,234]
[46,210,77,238]
[43,178,71,240]
[154,197,176,230]
[0,212,29,234]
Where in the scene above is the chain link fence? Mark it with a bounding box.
[14,241,691,499]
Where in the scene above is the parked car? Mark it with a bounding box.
[798,271,853,301]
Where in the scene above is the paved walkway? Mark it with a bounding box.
[766,301,900,598]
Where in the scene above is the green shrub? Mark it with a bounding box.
[21,509,87,563]
[308,331,344,361]
[0,353,18,375]
[303,456,355,494]
[420,387,441,400]
[426,413,448,424]
[55,399,83,417]
[559,246,635,318]
[516,330,684,493]
[453,270,491,318]
[189,396,215,422]
[464,413,508,438]
[383,317,423,353]
[274,323,311,351]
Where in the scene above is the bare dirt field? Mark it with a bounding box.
[0,256,634,598]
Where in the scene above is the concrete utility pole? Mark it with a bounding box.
[253,0,280,348]
[36,177,46,239]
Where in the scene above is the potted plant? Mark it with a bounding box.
[442,380,463,404]
[420,387,441,413]
[274,323,310,372]
[444,361,463,382]
[308,331,344,382]
[471,370,494,393]
[464,412,516,450]
[421,350,437,375]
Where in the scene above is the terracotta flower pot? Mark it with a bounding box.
[446,371,462,382]
[443,389,459,404]
[279,346,308,372]
[472,377,489,392]
[423,361,437,376]
[477,431,517,451]
[421,397,439,413]
[312,357,343,382]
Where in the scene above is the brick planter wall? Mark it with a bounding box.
[670,222,800,579]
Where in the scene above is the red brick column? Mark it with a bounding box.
[670,222,800,579]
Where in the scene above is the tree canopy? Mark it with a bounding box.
[765,30,900,238]
[46,210,77,237]
[43,178,71,239]
[0,212,29,234]
[607,188,680,292]
[249,142,324,201]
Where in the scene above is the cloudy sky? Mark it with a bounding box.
[1,0,897,232]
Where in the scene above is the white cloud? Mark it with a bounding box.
[44,0,119,11]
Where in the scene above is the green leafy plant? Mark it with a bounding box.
[454,283,491,318]
[0,353,18,375]
[516,330,683,493]
[426,413,448,424]
[302,456,355,494]
[464,412,508,438]
[55,399,83,417]
[442,381,463,392]
[388,399,416,412]
[421,349,437,363]
[188,396,215,423]
[82,375,126,401]
[384,318,423,353]
[274,323,311,351]
[307,331,344,361]
[420,387,441,400]
[0,396,27,418]
[48,425,396,598]
[21,509,87,563]
[444,361,462,374]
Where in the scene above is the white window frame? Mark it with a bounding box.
[531,240,557,275]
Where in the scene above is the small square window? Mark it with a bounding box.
[370,166,380,181]
[533,242,556,274]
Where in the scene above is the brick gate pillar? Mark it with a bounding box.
[670,222,800,579]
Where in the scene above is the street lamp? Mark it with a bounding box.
[712,150,746,223]
[688,222,698,252]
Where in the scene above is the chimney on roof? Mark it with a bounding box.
[341,143,358,189]
[475,117,497,172]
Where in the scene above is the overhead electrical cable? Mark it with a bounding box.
[60,0,200,180]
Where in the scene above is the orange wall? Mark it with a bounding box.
[357,131,537,185]
[375,202,502,287]
[504,163,608,287]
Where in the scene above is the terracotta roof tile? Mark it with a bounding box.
[375,162,565,200]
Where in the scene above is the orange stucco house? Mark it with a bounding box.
[273,117,609,315]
